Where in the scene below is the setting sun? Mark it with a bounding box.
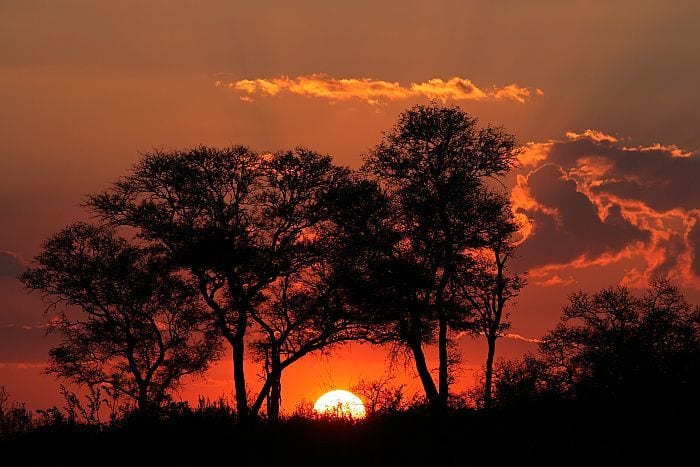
[313,390,367,419]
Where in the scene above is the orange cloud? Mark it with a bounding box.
[513,131,700,288]
[517,142,553,167]
[623,143,694,158]
[565,129,618,143]
[216,74,541,105]
[510,169,561,243]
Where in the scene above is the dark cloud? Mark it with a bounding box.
[515,134,700,284]
[546,139,700,211]
[0,325,57,363]
[0,251,26,278]
[515,164,648,270]
[689,218,700,277]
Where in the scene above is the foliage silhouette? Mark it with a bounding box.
[350,103,520,410]
[20,223,220,416]
[0,387,32,436]
[89,147,368,421]
[492,279,700,407]
[2,396,697,466]
[457,218,524,407]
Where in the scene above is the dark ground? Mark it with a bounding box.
[2,400,698,466]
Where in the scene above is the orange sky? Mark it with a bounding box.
[2,0,700,412]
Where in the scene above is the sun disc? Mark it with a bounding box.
[313,389,366,419]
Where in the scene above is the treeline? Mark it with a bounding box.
[15,103,700,427]
[18,104,521,421]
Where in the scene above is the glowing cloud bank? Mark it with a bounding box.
[513,131,700,288]
[216,74,542,105]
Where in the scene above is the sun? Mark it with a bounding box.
[313,389,366,419]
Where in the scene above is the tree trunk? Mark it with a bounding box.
[484,334,497,408]
[438,317,449,409]
[136,385,156,418]
[232,322,249,423]
[137,390,149,416]
[408,339,440,409]
[266,348,282,422]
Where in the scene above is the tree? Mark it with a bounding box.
[548,279,699,401]
[492,280,700,406]
[89,146,361,421]
[20,223,219,416]
[358,103,518,410]
[457,216,524,407]
[351,377,409,416]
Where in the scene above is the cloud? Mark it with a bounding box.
[623,143,694,159]
[513,131,700,287]
[505,333,543,344]
[0,325,57,363]
[0,250,27,278]
[564,129,618,143]
[216,74,541,105]
[688,217,700,276]
[530,274,577,288]
[514,164,648,270]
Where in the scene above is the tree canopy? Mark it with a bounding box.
[89,146,369,421]
[492,280,700,407]
[21,223,220,415]
[348,103,521,410]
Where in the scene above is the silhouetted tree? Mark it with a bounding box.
[493,280,700,406]
[457,215,524,407]
[547,279,699,401]
[0,386,33,436]
[90,146,261,420]
[89,147,361,421]
[488,355,563,408]
[20,223,219,416]
[351,377,409,416]
[358,103,518,410]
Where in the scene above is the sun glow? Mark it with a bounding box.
[313,390,367,419]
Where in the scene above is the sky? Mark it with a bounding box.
[1,0,700,412]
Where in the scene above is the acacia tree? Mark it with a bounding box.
[492,280,700,406]
[90,146,359,421]
[20,223,219,415]
[541,280,700,401]
[458,216,524,407]
[358,103,518,410]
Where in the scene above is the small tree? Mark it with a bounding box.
[0,386,33,435]
[21,223,220,416]
[458,215,524,407]
[492,280,700,406]
[351,377,408,416]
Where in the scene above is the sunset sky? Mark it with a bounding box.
[2,0,700,411]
